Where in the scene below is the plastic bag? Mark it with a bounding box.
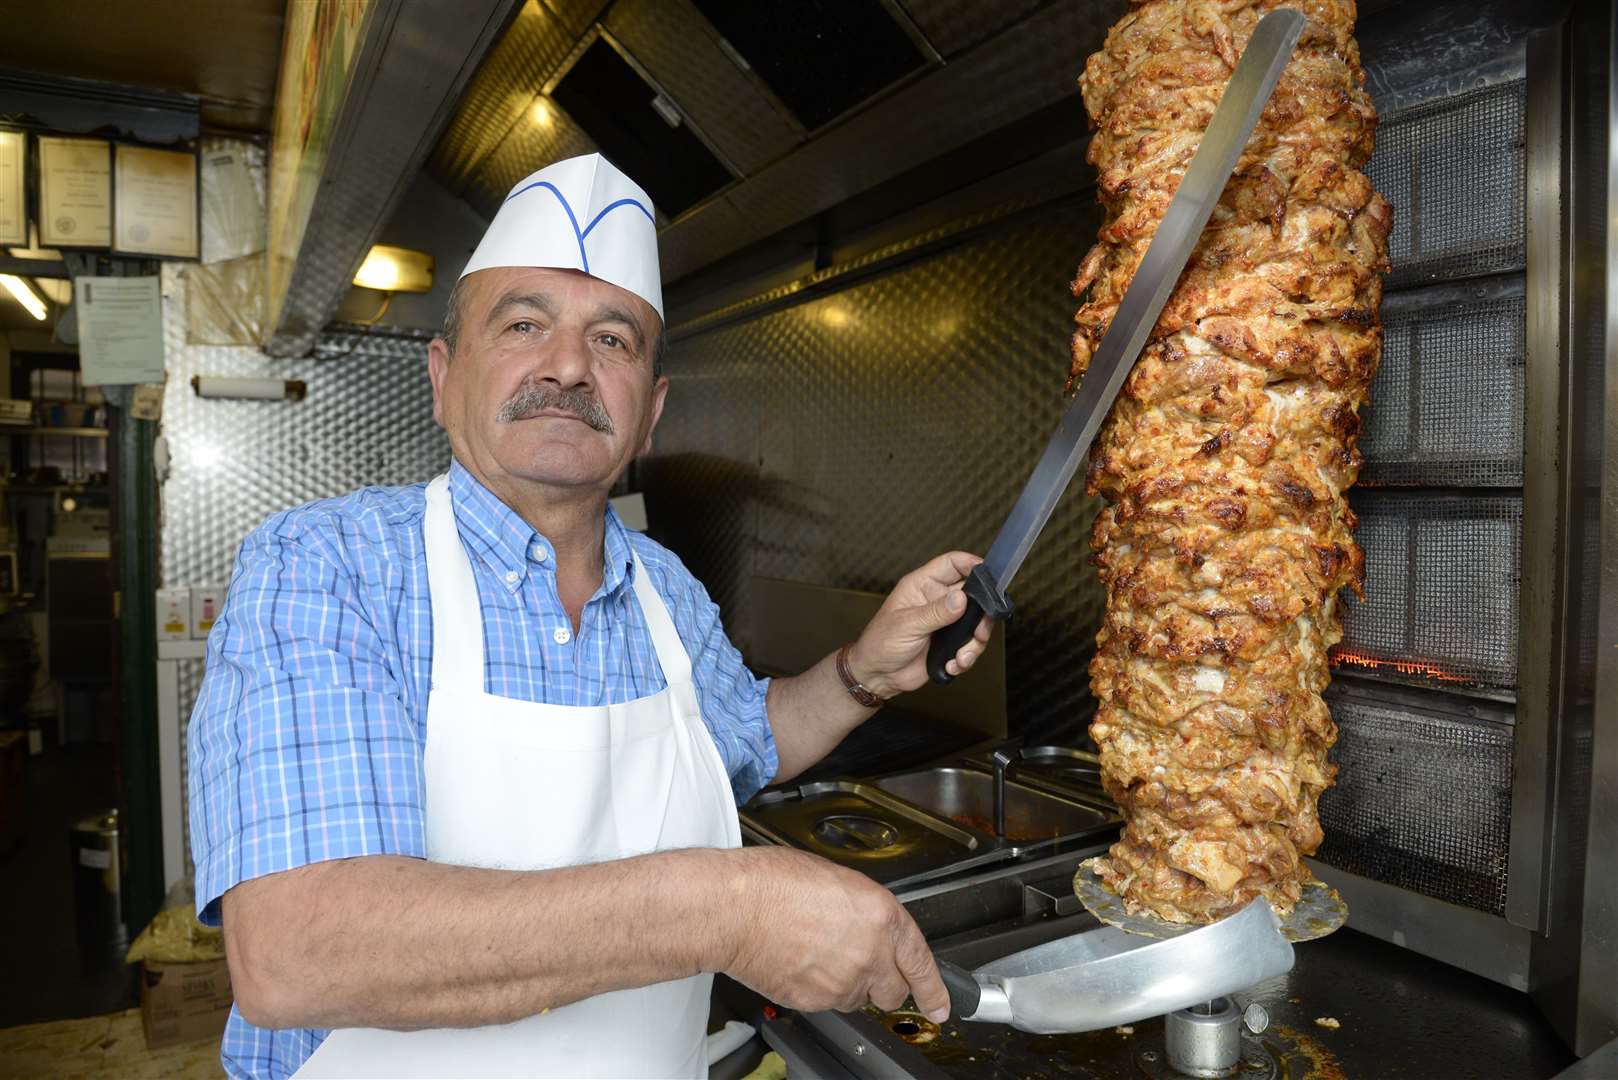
[125,878,225,964]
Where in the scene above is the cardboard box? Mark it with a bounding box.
[156,588,189,641]
[140,958,233,1050]
[189,585,226,640]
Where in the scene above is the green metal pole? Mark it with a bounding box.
[114,399,163,937]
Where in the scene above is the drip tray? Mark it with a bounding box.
[742,781,1009,888]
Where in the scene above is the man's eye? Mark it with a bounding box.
[599,333,623,349]
[511,320,538,334]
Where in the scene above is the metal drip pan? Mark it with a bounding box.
[742,781,1010,888]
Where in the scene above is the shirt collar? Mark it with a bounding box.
[446,459,635,596]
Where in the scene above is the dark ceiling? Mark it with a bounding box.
[0,0,286,132]
[425,0,1123,286]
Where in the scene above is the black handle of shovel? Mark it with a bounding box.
[927,563,1015,685]
[937,959,981,1020]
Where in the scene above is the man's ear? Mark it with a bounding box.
[428,338,450,429]
[639,375,669,457]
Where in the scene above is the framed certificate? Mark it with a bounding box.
[38,135,112,248]
[0,131,24,246]
[113,144,199,259]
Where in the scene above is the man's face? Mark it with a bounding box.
[428,267,667,496]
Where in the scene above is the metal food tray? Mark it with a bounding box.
[741,781,1009,888]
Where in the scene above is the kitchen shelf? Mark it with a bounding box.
[0,426,109,438]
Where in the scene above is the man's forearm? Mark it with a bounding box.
[224,848,743,1031]
[766,650,879,784]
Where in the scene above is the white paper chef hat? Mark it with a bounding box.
[459,153,663,319]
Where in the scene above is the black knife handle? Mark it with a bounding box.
[937,959,981,1020]
[927,563,1014,685]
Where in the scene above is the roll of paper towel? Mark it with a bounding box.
[705,1019,756,1066]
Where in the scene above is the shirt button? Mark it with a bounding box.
[553,627,572,645]
[504,570,519,585]
[532,545,548,562]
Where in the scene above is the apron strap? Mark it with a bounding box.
[424,473,487,693]
[629,553,694,685]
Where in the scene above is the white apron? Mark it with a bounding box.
[295,473,742,1078]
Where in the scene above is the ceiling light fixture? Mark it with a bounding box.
[530,99,552,127]
[0,274,48,321]
[352,244,434,293]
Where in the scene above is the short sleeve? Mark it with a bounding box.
[652,558,777,803]
[187,513,425,926]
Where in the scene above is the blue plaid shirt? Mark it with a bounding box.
[187,460,776,1079]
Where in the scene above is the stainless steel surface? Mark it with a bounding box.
[954,901,1293,1035]
[1510,25,1571,938]
[1163,997,1241,1078]
[263,0,517,356]
[1309,858,1532,991]
[649,201,1109,743]
[872,767,1115,853]
[796,917,1575,1079]
[1243,1002,1269,1035]
[160,267,450,588]
[973,9,1303,592]
[741,780,1003,888]
[988,745,1013,837]
[1075,859,1347,945]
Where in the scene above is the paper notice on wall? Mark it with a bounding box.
[74,276,166,386]
[200,141,265,264]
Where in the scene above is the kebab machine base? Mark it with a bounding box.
[741,841,1573,1078]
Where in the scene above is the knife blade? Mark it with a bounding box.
[927,7,1305,684]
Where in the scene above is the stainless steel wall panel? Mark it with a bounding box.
[652,201,1106,740]
[161,269,449,588]
[604,0,801,176]
[461,98,599,219]
[428,0,579,193]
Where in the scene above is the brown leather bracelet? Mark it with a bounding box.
[836,643,886,708]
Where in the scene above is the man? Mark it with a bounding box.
[188,154,992,1079]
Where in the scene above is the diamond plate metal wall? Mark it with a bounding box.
[161,265,449,588]
[650,200,1107,740]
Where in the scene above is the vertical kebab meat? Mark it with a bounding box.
[1075,0,1391,923]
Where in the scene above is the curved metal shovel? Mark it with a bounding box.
[936,899,1294,1035]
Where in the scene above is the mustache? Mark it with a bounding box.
[495,382,615,434]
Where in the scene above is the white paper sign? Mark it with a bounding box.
[74,276,166,386]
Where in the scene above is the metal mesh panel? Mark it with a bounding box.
[654,202,1107,739]
[1367,81,1525,289]
[1360,286,1525,487]
[1317,688,1512,915]
[1333,493,1521,689]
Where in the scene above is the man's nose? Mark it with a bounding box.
[535,327,593,387]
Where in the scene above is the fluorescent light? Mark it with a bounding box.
[352,244,434,293]
[530,99,552,127]
[0,275,47,321]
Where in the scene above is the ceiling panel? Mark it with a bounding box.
[660,0,1122,281]
[603,0,801,175]
[898,0,1049,59]
[0,0,283,131]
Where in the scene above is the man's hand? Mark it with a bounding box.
[848,552,995,699]
[721,847,950,1022]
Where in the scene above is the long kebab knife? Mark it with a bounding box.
[927,8,1306,683]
